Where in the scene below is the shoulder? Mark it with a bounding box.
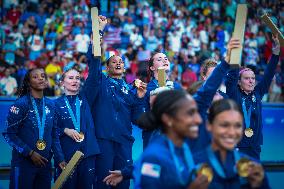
[142,138,171,164]
[8,96,29,115]
[44,97,57,114]
[13,95,30,108]
[54,96,64,104]
[147,80,158,91]
[45,97,56,106]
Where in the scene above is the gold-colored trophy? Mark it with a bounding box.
[52,151,84,189]
[91,7,101,56]
[236,158,251,177]
[196,163,213,183]
[260,12,284,47]
[230,4,248,68]
[158,67,166,87]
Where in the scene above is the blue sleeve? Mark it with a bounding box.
[2,100,32,157]
[82,44,102,106]
[194,59,230,113]
[131,95,146,124]
[255,54,279,97]
[225,67,240,98]
[134,156,163,189]
[121,161,134,179]
[52,109,65,164]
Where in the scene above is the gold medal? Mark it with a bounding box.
[236,158,251,177]
[134,79,142,88]
[36,139,46,150]
[244,128,253,137]
[77,132,84,142]
[197,163,213,183]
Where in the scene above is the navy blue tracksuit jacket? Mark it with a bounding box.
[3,95,64,189]
[225,54,279,159]
[194,147,270,189]
[86,45,145,188]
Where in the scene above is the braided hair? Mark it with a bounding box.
[17,68,46,97]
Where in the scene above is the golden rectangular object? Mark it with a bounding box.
[52,151,84,189]
[158,68,166,87]
[260,14,284,47]
[91,7,101,56]
[230,4,248,67]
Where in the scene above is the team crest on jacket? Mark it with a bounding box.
[252,95,256,103]
[10,106,19,114]
[122,86,129,94]
[45,106,51,114]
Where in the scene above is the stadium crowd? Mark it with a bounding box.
[0,0,283,102]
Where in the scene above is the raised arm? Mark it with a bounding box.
[195,38,241,112]
[255,35,280,97]
[82,15,108,106]
[194,59,230,113]
[225,38,243,98]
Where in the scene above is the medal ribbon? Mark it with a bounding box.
[206,146,226,178]
[64,96,80,132]
[234,150,248,185]
[207,146,249,182]
[242,98,252,129]
[167,138,195,186]
[31,97,46,140]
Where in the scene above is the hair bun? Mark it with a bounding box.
[137,111,158,131]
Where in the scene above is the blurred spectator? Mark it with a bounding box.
[145,29,159,51]
[8,25,24,48]
[45,56,62,89]
[3,36,17,65]
[6,5,21,26]
[0,0,282,102]
[74,28,90,54]
[130,27,143,49]
[122,17,136,36]
[0,67,18,96]
[181,67,198,90]
[27,28,44,61]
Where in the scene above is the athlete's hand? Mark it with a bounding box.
[30,151,48,167]
[225,38,242,63]
[103,170,123,186]
[187,174,209,189]
[64,128,81,141]
[247,162,264,188]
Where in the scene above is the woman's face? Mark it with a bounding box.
[169,96,202,139]
[239,70,256,93]
[106,56,125,77]
[30,69,48,91]
[207,110,243,151]
[62,69,81,94]
[150,53,170,73]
